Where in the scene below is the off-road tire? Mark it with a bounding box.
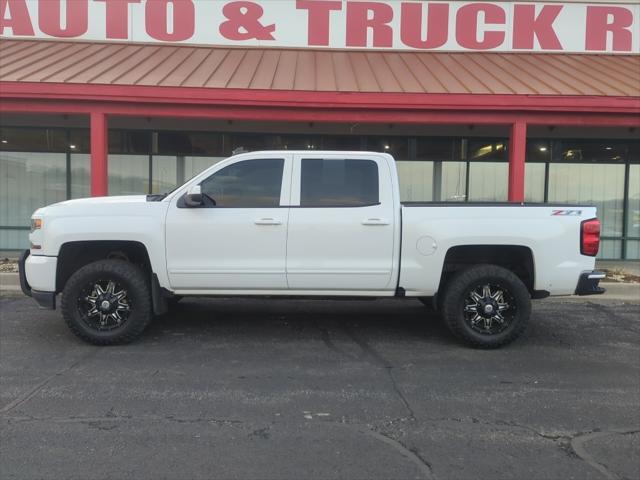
[441,264,531,349]
[61,260,152,345]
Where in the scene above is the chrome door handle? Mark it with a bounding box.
[254,218,282,226]
[362,218,390,226]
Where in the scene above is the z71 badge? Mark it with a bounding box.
[551,210,583,216]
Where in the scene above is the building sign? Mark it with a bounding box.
[1,0,639,53]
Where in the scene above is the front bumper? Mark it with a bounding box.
[575,270,606,296]
[18,250,56,309]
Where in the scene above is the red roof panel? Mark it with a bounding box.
[0,39,638,97]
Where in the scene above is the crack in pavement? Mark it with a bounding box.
[314,321,360,361]
[318,337,640,480]
[570,428,640,480]
[390,415,640,480]
[2,411,435,479]
[0,413,244,426]
[338,423,436,480]
[338,326,431,477]
[4,408,636,480]
[0,348,100,415]
[343,325,417,422]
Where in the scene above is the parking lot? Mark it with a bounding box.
[1,294,639,480]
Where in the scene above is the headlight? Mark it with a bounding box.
[30,218,43,233]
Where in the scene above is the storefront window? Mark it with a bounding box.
[468,139,507,162]
[626,241,640,260]
[560,141,627,163]
[108,155,150,196]
[0,151,66,249]
[110,130,152,155]
[526,140,551,163]
[183,156,224,180]
[397,161,434,201]
[0,126,638,261]
[158,131,200,155]
[270,134,321,151]
[524,140,549,202]
[188,132,226,155]
[321,135,362,151]
[524,163,545,203]
[467,139,508,202]
[226,133,268,154]
[548,163,625,258]
[626,164,640,258]
[367,137,409,159]
[0,128,67,152]
[396,137,428,202]
[70,154,91,198]
[441,162,468,202]
[396,138,462,202]
[150,155,177,194]
[468,162,509,201]
[69,129,90,153]
[150,155,225,194]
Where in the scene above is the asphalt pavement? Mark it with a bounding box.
[1,294,639,480]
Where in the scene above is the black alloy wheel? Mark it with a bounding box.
[78,279,132,331]
[463,283,516,335]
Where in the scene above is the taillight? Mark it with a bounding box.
[581,218,600,256]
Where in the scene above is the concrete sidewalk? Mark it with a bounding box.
[0,273,20,291]
[598,260,640,277]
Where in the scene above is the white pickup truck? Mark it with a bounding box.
[20,151,605,348]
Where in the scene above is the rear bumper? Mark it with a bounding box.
[18,249,57,309]
[575,270,606,296]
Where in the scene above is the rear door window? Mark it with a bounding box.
[300,159,379,207]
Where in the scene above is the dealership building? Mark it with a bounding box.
[0,0,639,258]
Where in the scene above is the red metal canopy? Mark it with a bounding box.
[1,39,639,96]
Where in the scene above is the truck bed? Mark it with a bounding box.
[398,203,597,297]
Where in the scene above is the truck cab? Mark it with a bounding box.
[164,151,400,294]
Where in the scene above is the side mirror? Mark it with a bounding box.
[184,185,203,207]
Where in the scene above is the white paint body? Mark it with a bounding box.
[26,151,596,298]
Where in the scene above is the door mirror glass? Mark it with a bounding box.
[184,185,203,207]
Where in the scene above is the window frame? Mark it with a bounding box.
[292,156,382,208]
[176,156,289,209]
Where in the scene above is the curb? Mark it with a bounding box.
[1,273,638,301]
[593,282,640,302]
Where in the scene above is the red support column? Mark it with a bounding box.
[508,120,527,203]
[90,112,108,197]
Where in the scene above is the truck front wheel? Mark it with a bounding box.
[441,264,531,349]
[60,260,153,345]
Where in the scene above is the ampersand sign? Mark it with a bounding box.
[219,1,276,41]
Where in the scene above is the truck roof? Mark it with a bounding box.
[231,150,390,157]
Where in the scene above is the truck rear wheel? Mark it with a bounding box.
[441,264,531,349]
[60,259,152,345]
